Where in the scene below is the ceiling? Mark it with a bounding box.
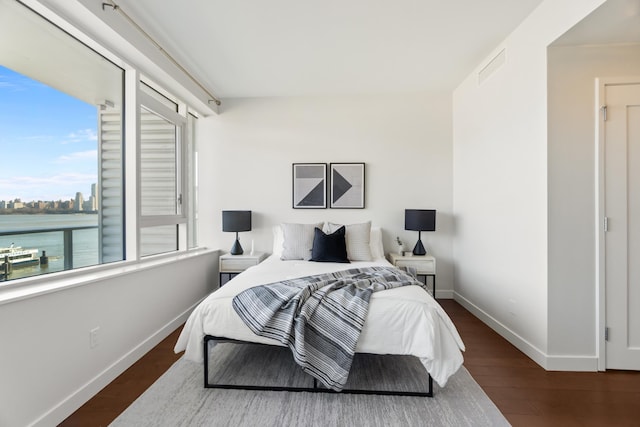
[115,0,544,98]
[553,0,640,46]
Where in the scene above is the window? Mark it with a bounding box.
[138,82,194,257]
[0,0,124,281]
[0,1,198,283]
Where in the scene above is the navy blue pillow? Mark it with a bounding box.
[310,226,350,263]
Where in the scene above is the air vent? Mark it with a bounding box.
[478,48,506,84]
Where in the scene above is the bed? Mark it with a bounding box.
[174,223,465,396]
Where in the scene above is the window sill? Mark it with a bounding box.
[0,247,218,307]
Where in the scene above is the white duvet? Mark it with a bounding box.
[174,255,465,387]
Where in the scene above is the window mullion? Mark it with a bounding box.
[126,69,141,261]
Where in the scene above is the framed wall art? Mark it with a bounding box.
[330,162,365,209]
[292,163,327,209]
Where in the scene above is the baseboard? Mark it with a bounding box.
[453,292,548,369]
[545,355,599,371]
[435,289,454,299]
[453,292,600,371]
[31,298,204,427]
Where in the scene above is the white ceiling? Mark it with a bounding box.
[117,0,543,98]
[552,0,640,46]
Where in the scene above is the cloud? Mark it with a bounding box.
[0,73,45,92]
[0,173,97,186]
[54,150,98,163]
[0,173,97,202]
[0,76,23,90]
[61,128,98,144]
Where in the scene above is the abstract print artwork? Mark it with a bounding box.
[330,163,365,209]
[292,163,327,208]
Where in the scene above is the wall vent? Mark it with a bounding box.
[478,48,506,84]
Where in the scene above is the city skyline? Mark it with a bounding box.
[0,183,99,212]
[0,64,98,202]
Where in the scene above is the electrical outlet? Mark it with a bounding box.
[90,327,100,349]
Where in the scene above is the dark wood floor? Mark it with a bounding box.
[60,300,640,427]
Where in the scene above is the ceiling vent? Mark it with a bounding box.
[478,49,506,84]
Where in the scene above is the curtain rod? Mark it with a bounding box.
[102,0,221,106]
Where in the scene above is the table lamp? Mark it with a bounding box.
[405,209,436,256]
[222,210,251,255]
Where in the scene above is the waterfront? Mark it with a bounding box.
[0,214,98,281]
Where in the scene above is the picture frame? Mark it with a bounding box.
[330,163,365,209]
[292,163,327,209]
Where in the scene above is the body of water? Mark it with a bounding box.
[0,214,99,281]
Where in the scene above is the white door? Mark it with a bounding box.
[604,81,640,370]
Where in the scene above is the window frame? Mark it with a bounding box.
[0,1,202,286]
[136,87,190,257]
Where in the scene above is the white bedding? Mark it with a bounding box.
[174,255,465,387]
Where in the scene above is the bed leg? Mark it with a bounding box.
[203,335,212,388]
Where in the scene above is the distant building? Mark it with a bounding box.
[0,201,5,209]
[83,199,95,211]
[74,192,84,212]
[8,200,24,209]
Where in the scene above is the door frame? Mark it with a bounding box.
[595,76,640,371]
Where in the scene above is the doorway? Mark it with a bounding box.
[597,77,640,370]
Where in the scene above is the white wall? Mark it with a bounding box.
[197,93,455,295]
[547,43,640,364]
[452,0,606,367]
[0,252,217,427]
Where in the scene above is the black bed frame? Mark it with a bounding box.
[203,335,433,397]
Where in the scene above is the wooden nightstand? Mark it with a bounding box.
[386,253,437,299]
[219,252,267,286]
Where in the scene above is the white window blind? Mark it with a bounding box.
[140,107,178,216]
[138,91,185,257]
[99,106,124,263]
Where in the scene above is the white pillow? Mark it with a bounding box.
[274,224,383,260]
[369,226,384,260]
[272,225,285,257]
[280,223,323,260]
[324,221,372,261]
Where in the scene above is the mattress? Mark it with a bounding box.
[174,255,465,387]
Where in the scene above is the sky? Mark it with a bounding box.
[0,64,98,203]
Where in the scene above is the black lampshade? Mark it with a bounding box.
[222,210,252,232]
[405,209,436,255]
[405,209,436,232]
[222,210,251,255]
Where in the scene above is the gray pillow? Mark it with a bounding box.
[280,223,323,260]
[324,221,372,261]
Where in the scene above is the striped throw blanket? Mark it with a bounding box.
[232,266,424,391]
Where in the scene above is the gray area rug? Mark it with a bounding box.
[111,343,509,426]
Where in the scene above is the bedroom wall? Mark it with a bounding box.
[547,43,640,366]
[197,93,454,296]
[452,0,606,368]
[0,252,217,427]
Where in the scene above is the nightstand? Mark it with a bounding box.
[386,253,436,299]
[219,252,267,286]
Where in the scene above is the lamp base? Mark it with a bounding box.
[412,239,426,256]
[230,237,243,255]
